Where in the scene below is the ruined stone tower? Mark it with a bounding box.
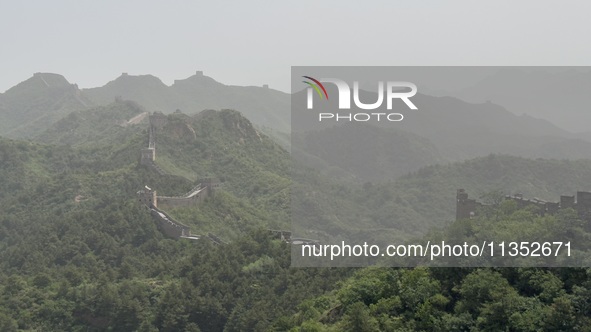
[140,147,155,165]
[137,186,157,208]
[198,177,221,197]
[150,112,168,130]
[456,189,482,221]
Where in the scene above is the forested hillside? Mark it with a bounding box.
[0,73,91,138]
[34,100,147,147]
[281,265,591,331]
[282,204,591,331]
[291,154,591,244]
[82,72,291,133]
[0,71,290,141]
[2,101,591,330]
[292,123,444,182]
[0,112,347,331]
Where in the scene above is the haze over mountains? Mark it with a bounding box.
[0,71,290,139]
[0,73,91,138]
[2,70,591,329]
[292,86,591,183]
[3,69,591,185]
[3,67,588,248]
[400,93,591,160]
[449,67,591,133]
[84,71,290,133]
[354,67,591,133]
[18,102,591,242]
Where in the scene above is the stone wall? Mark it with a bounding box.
[157,192,206,209]
[137,113,223,239]
[457,189,591,221]
[150,207,191,238]
[156,183,217,209]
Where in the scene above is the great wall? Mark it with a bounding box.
[143,112,591,245]
[457,188,591,221]
[139,112,167,175]
[136,112,314,245]
[136,112,223,242]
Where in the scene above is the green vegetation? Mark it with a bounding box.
[0,73,91,138]
[0,111,346,331]
[0,71,290,142]
[34,100,146,147]
[3,103,591,330]
[292,154,591,243]
[154,110,291,227]
[293,123,444,182]
[281,266,591,331]
[283,203,591,330]
[166,190,285,239]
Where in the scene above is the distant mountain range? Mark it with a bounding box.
[3,73,591,253]
[293,86,591,182]
[4,69,591,185]
[399,93,591,160]
[292,122,444,182]
[83,71,290,133]
[448,67,591,133]
[0,71,290,139]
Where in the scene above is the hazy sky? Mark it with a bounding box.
[1,1,590,93]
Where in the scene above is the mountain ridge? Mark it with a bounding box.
[0,73,92,138]
[0,71,291,139]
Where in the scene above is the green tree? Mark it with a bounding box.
[341,302,379,332]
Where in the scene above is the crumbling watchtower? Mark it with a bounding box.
[137,186,157,208]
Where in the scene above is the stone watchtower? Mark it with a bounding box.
[199,177,221,197]
[150,112,168,130]
[576,191,591,221]
[139,112,168,166]
[456,189,481,221]
[560,195,575,209]
[137,186,157,208]
[140,147,155,165]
